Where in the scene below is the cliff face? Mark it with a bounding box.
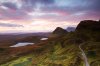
[76,20,100,31]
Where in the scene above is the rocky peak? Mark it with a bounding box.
[76,20,100,31]
[53,27,68,35]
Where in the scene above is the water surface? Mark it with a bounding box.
[10,42,34,47]
[40,38,48,40]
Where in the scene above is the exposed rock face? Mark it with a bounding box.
[76,20,100,31]
[53,27,68,35]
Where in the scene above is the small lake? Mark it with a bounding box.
[10,42,34,47]
[40,38,48,40]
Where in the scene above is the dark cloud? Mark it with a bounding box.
[21,0,54,12]
[0,0,55,21]
[72,0,100,11]
[0,22,23,27]
[40,0,100,18]
[0,5,31,21]
[39,0,54,4]
[21,0,54,5]
[0,0,100,22]
[89,0,100,11]
[2,2,18,10]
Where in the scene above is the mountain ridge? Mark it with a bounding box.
[76,20,100,31]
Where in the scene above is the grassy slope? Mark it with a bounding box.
[1,31,100,66]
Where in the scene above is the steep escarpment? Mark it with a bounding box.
[76,20,100,31]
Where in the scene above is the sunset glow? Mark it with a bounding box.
[0,0,100,33]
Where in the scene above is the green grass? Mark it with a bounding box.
[1,42,81,66]
[1,31,100,66]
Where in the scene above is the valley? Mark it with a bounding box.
[0,20,100,66]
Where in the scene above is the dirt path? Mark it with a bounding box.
[79,44,90,66]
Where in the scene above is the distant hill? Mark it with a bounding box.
[53,27,68,35]
[66,27,76,32]
[48,27,67,37]
[76,20,100,31]
[0,32,50,46]
[17,36,42,43]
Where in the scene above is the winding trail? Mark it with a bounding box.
[79,44,90,66]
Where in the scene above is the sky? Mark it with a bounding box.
[0,0,100,33]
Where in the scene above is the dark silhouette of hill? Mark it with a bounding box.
[53,27,68,35]
[76,20,100,31]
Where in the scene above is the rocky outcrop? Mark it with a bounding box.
[53,27,68,35]
[48,27,67,38]
[76,20,100,31]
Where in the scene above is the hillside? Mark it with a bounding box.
[0,20,100,66]
[53,27,68,35]
[76,20,100,31]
